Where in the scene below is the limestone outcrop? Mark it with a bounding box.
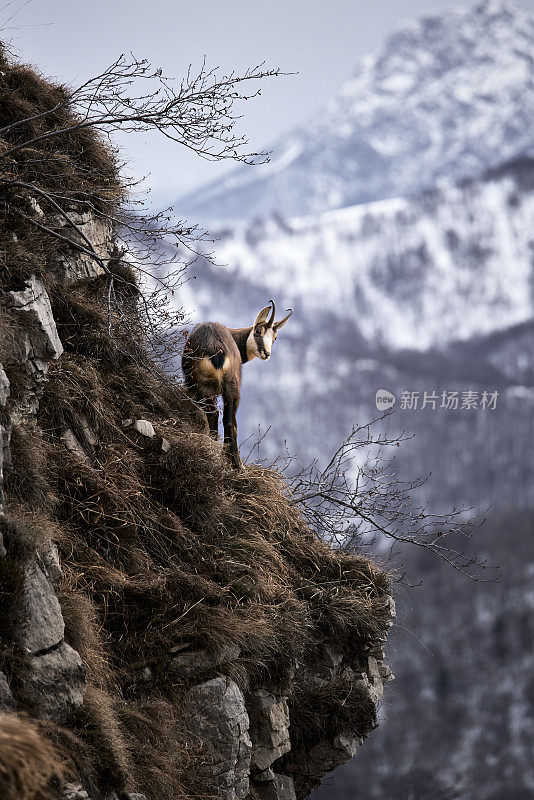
[186,677,252,800]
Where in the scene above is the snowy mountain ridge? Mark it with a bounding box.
[181,158,534,350]
[175,0,534,223]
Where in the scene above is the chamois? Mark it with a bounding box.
[182,300,292,469]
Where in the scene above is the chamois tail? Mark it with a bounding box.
[210,350,226,370]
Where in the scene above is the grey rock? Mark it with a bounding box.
[248,689,291,772]
[55,211,113,284]
[254,767,276,782]
[0,671,15,711]
[0,364,9,406]
[281,631,397,792]
[78,415,98,449]
[9,387,39,425]
[366,656,385,704]
[186,676,251,800]
[332,732,363,760]
[2,277,61,428]
[19,641,86,722]
[60,428,92,464]
[298,732,364,780]
[370,642,386,659]
[254,774,297,800]
[29,197,45,218]
[64,783,91,800]
[60,414,98,463]
[169,643,241,678]
[9,275,63,361]
[0,532,6,558]
[18,558,64,655]
[0,418,10,465]
[38,542,63,584]
[133,419,156,438]
[379,663,394,683]
[161,437,171,453]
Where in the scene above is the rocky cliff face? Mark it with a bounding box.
[0,53,394,800]
[0,208,394,800]
[162,4,534,796]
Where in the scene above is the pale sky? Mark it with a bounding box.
[3,0,534,207]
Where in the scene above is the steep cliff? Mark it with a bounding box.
[0,51,394,800]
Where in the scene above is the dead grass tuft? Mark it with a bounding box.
[7,427,54,510]
[0,47,122,292]
[288,671,377,749]
[0,712,63,800]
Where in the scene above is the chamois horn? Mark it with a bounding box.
[273,308,293,330]
[267,299,276,327]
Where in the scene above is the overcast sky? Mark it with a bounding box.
[4,0,534,207]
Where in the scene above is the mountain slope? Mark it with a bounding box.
[175,0,534,223]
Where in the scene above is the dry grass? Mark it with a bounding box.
[288,671,377,748]
[0,276,391,797]
[0,46,122,291]
[0,712,63,800]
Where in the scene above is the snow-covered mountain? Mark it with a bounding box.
[170,1,534,511]
[182,158,534,351]
[175,0,534,223]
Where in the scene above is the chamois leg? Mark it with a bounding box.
[204,397,219,440]
[222,395,243,470]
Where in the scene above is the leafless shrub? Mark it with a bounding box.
[270,414,493,580]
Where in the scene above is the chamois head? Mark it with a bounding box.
[247,300,293,361]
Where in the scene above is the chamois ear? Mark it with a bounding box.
[254,301,275,327]
[273,308,293,331]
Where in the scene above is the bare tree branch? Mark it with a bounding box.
[0,54,286,164]
[276,415,494,581]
